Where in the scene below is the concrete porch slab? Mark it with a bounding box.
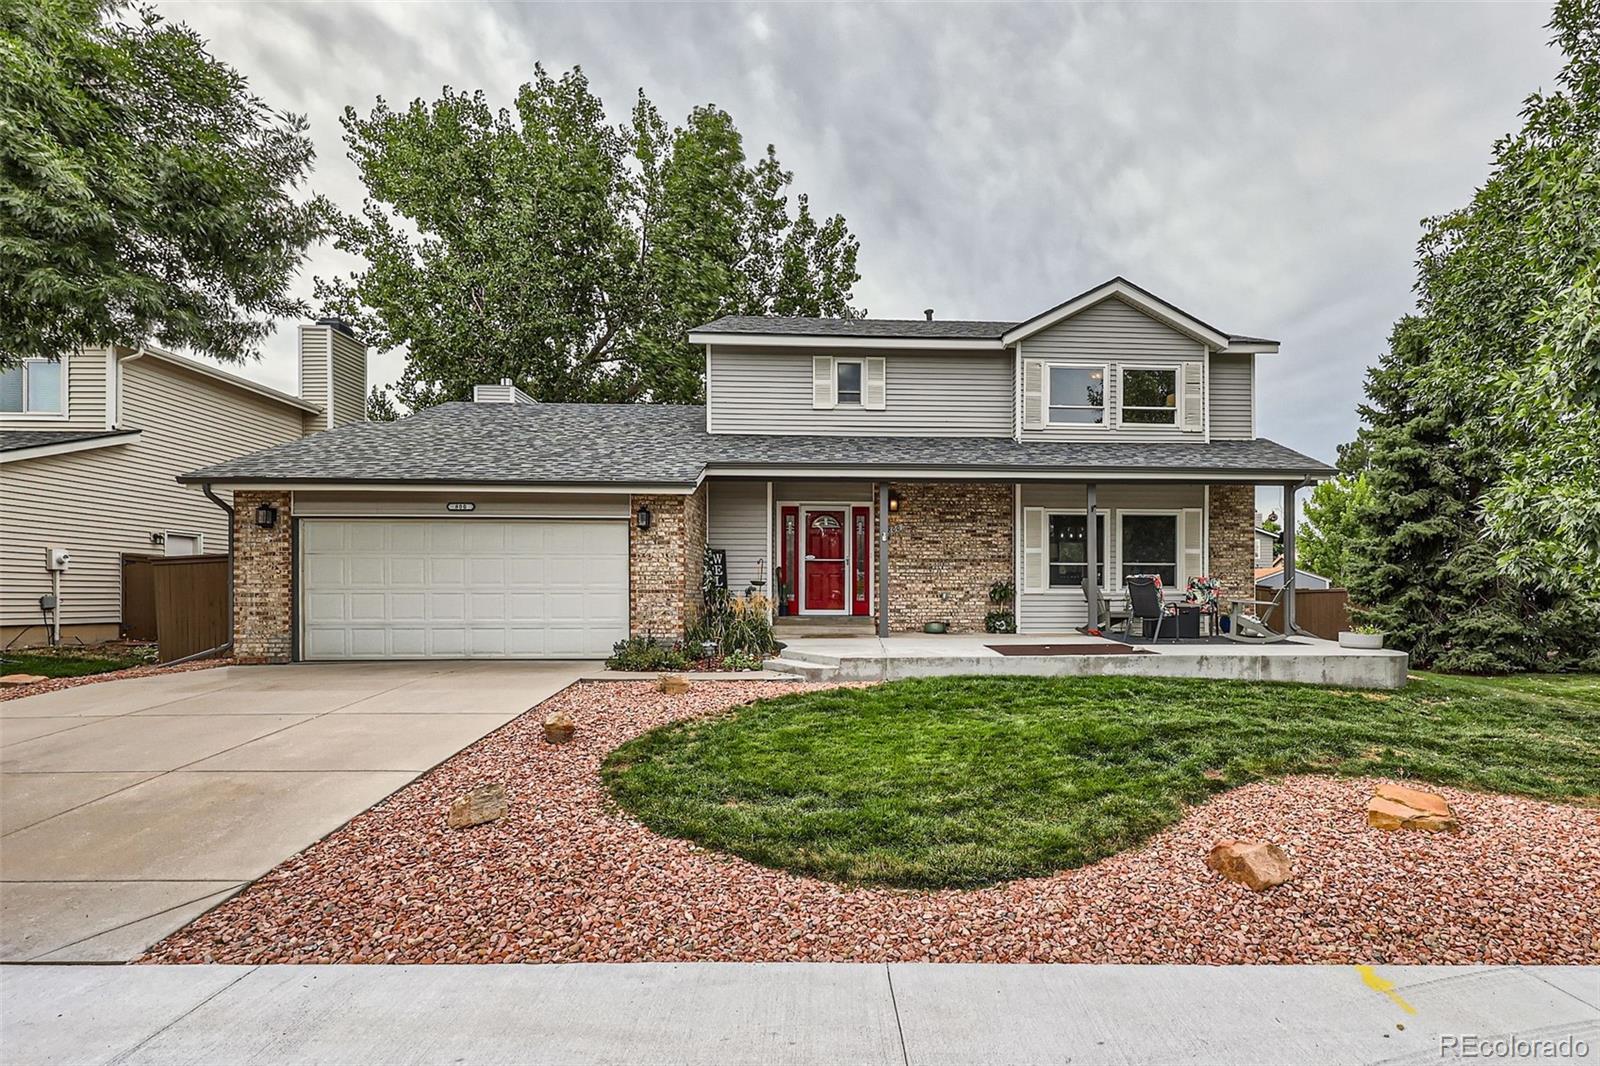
[770,632,1410,689]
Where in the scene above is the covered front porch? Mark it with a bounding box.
[704,473,1318,639]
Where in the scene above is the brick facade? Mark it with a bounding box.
[885,482,1013,633]
[232,489,294,663]
[1207,483,1255,605]
[628,486,707,638]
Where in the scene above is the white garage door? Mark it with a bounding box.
[299,519,628,660]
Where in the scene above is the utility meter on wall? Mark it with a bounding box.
[44,547,70,571]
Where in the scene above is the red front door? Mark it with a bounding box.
[803,510,847,612]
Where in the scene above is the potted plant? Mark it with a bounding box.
[1338,624,1386,650]
[985,579,1016,634]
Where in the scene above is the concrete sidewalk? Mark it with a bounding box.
[3,963,1595,1065]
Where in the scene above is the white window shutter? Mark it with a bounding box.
[812,356,835,409]
[1022,360,1045,430]
[1022,507,1046,592]
[1180,507,1205,587]
[864,357,887,410]
[1181,361,1204,432]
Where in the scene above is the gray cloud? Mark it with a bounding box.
[163,0,1558,476]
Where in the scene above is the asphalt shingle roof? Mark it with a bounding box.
[694,315,1273,347]
[694,316,1016,340]
[0,428,140,452]
[181,402,1335,486]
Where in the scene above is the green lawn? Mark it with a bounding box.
[0,645,155,679]
[603,673,1600,890]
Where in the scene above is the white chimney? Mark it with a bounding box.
[472,379,538,404]
[298,318,368,432]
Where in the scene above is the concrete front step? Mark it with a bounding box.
[763,657,837,681]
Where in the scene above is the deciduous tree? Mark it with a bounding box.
[0,0,330,367]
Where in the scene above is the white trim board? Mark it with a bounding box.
[0,430,142,464]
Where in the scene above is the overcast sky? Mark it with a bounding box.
[165,1,1559,475]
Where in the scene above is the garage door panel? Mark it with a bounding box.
[301,519,626,660]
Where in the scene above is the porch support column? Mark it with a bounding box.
[1084,482,1099,628]
[1281,481,1298,634]
[877,481,891,637]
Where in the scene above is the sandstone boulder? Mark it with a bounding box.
[542,711,576,744]
[447,783,507,829]
[1366,783,1460,833]
[658,674,691,695]
[1206,839,1293,892]
[0,674,48,687]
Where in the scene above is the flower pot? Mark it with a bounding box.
[1338,631,1384,650]
[923,621,948,634]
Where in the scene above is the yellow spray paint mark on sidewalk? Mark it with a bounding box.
[1355,965,1418,1016]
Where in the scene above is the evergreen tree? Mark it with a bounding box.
[1346,319,1596,671]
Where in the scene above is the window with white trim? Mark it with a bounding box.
[1047,365,1106,424]
[0,359,64,415]
[835,359,863,405]
[1120,513,1178,586]
[1048,512,1106,586]
[1120,367,1177,425]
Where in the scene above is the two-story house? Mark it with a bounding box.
[0,322,366,646]
[181,278,1333,662]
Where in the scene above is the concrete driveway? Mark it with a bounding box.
[0,660,588,962]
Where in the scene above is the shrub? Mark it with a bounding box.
[692,549,777,658]
[606,635,691,672]
[985,580,1016,633]
[722,649,765,672]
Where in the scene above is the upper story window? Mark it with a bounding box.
[0,358,65,415]
[835,360,863,405]
[1048,365,1105,424]
[1120,367,1177,425]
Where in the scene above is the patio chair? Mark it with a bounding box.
[1123,575,1175,642]
[1223,583,1289,644]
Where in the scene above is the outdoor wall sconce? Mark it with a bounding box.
[888,489,904,513]
[635,505,652,531]
[255,502,279,529]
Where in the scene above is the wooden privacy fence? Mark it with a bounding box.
[122,554,229,661]
[1255,584,1352,641]
[119,555,160,641]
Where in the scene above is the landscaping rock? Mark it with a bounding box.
[658,674,691,695]
[1206,839,1293,891]
[542,711,576,744]
[0,674,48,687]
[447,784,507,829]
[1367,783,1461,833]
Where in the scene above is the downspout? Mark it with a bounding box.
[194,481,235,659]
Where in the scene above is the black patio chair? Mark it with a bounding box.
[1123,575,1175,642]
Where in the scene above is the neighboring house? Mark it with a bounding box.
[182,277,1334,663]
[1255,565,1333,590]
[1253,515,1282,568]
[0,322,366,646]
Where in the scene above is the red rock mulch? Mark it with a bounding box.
[143,680,1600,966]
[0,657,234,701]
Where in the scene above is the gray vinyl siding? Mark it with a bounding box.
[0,358,305,629]
[706,480,769,593]
[707,346,1013,437]
[0,347,110,432]
[298,325,331,434]
[1208,353,1254,440]
[772,479,874,503]
[1016,482,1206,632]
[1021,298,1206,443]
[329,328,368,428]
